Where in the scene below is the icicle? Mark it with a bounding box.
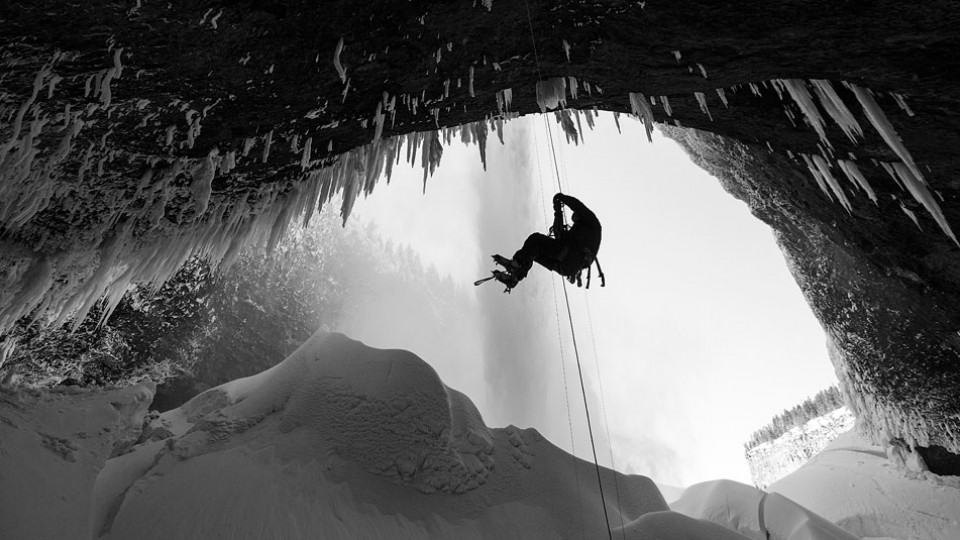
[891,162,958,244]
[777,79,830,146]
[112,47,124,79]
[850,84,926,187]
[333,37,347,82]
[563,40,571,62]
[613,112,621,134]
[301,137,312,169]
[469,66,475,98]
[900,203,922,229]
[660,96,672,116]
[801,154,835,202]
[568,77,578,100]
[672,50,681,62]
[749,83,762,96]
[372,102,385,141]
[558,110,578,145]
[694,92,713,121]
[810,79,863,143]
[628,92,655,142]
[535,78,567,112]
[892,93,915,117]
[716,88,729,107]
[837,159,877,204]
[697,63,707,78]
[46,75,62,99]
[262,130,273,163]
[503,88,512,112]
[193,149,218,216]
[879,161,905,191]
[813,155,852,212]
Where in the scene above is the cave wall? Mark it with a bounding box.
[665,125,960,452]
[2,0,960,452]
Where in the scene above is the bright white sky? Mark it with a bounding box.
[346,113,838,488]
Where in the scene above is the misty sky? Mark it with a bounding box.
[343,113,839,488]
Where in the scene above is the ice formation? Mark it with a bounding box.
[1,38,956,344]
[836,159,877,204]
[809,79,863,143]
[890,162,957,243]
[775,79,830,146]
[755,77,957,241]
[694,92,712,121]
[715,88,728,107]
[629,92,656,142]
[333,37,347,82]
[535,77,567,112]
[659,95,673,116]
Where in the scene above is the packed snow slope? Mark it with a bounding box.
[93,331,672,540]
[0,383,154,540]
[769,429,960,540]
[7,331,956,539]
[673,426,960,540]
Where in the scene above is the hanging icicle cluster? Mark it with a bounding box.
[619,75,954,245]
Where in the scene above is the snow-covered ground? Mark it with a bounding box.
[769,430,960,540]
[2,331,959,539]
[747,407,856,489]
[0,383,154,540]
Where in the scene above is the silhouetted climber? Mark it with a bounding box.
[487,193,605,290]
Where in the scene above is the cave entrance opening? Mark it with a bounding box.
[350,112,839,486]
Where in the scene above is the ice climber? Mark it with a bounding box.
[491,193,605,290]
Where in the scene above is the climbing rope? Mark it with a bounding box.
[532,112,588,540]
[548,110,626,537]
[521,2,617,539]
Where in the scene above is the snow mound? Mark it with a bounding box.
[91,331,670,539]
[0,383,154,540]
[672,479,858,540]
[183,332,494,493]
[770,429,960,540]
[628,510,754,540]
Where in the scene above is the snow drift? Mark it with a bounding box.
[0,383,154,540]
[91,332,669,539]
[6,331,958,539]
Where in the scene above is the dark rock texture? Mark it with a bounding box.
[2,1,960,452]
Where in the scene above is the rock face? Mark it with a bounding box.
[665,125,960,455]
[744,408,855,489]
[2,1,960,455]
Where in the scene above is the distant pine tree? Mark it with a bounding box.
[744,385,846,451]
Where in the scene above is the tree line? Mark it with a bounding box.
[744,386,846,452]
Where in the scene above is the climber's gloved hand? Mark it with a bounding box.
[552,192,564,210]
